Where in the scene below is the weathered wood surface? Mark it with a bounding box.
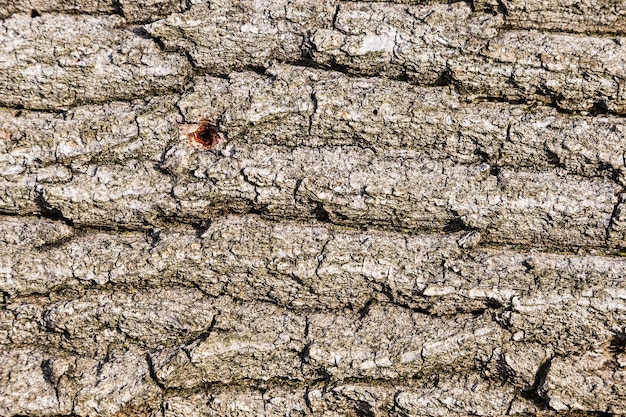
[1,0,626,416]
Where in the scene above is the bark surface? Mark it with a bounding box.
[1,0,626,416]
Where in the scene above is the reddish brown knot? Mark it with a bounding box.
[179,118,224,150]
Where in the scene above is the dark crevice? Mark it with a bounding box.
[379,285,432,316]
[293,178,305,204]
[312,203,331,223]
[33,232,78,251]
[303,316,310,340]
[132,27,152,39]
[242,64,269,77]
[1,7,131,20]
[1,92,182,114]
[544,147,567,170]
[191,219,212,238]
[484,298,503,309]
[34,193,75,228]
[308,92,318,136]
[553,99,626,118]
[303,385,314,414]
[357,298,377,320]
[354,400,376,417]
[294,57,625,117]
[191,62,268,79]
[472,147,492,164]
[301,34,316,61]
[111,0,125,17]
[443,217,469,233]
[146,353,167,390]
[457,91,531,107]
[605,194,623,241]
[499,20,626,38]
[590,99,610,115]
[299,342,312,373]
[39,207,73,226]
[451,89,626,118]
[433,68,453,87]
[146,228,162,247]
[2,103,66,115]
[7,55,626,119]
[153,376,317,398]
[609,331,626,354]
[521,357,553,411]
[186,315,218,346]
[183,51,198,70]
[249,205,271,217]
[495,0,509,17]
[40,359,55,385]
[5,206,626,258]
[132,26,168,52]
[331,4,341,31]
[379,283,398,305]
[292,53,391,81]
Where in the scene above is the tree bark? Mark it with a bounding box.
[1,0,626,415]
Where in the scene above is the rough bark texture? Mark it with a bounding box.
[1,0,626,416]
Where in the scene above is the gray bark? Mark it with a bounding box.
[1,0,626,416]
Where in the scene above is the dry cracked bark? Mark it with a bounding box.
[1,0,626,416]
